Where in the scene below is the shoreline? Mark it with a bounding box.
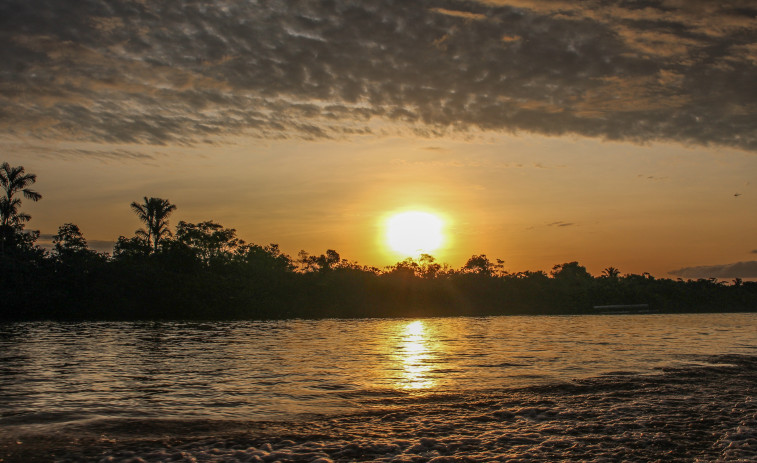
[3,307,757,323]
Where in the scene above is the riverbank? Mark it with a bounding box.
[4,246,757,321]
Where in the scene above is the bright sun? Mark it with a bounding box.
[386,211,444,257]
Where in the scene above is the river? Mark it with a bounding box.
[1,313,756,461]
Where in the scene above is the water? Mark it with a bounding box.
[1,313,756,461]
[1,313,755,425]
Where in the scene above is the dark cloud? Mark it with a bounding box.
[669,261,757,279]
[15,144,156,162]
[58,148,156,161]
[637,174,667,181]
[528,220,574,229]
[1,0,755,149]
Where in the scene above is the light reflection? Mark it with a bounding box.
[396,320,435,390]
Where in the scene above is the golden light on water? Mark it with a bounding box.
[405,320,424,336]
[385,211,444,258]
[397,320,434,390]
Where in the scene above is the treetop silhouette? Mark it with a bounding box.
[0,162,42,228]
[130,197,176,253]
[1,162,42,256]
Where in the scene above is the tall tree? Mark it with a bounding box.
[0,162,42,228]
[129,197,176,253]
[0,162,42,255]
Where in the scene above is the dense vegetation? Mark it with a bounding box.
[2,163,756,320]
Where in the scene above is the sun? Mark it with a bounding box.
[386,211,444,257]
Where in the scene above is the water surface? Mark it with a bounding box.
[2,313,755,430]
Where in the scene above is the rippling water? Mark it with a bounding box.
[1,313,755,430]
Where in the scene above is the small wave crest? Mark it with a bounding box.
[3,355,756,462]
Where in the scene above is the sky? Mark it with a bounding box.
[1,0,756,278]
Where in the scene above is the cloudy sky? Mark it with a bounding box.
[2,0,756,278]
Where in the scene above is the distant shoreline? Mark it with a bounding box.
[3,306,756,322]
[4,227,757,321]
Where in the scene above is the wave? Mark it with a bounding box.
[2,354,756,462]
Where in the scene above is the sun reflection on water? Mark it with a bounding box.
[396,320,435,390]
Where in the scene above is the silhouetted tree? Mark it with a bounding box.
[175,220,242,263]
[386,257,420,278]
[0,162,41,228]
[238,243,294,273]
[418,254,443,278]
[300,249,341,272]
[514,270,549,280]
[463,254,494,275]
[53,223,88,255]
[0,162,42,255]
[551,261,592,281]
[130,197,176,253]
[602,266,621,279]
[297,250,314,272]
[549,262,593,310]
[113,235,151,259]
[51,223,104,265]
[322,249,341,270]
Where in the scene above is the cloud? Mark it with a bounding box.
[637,174,667,181]
[0,0,755,150]
[669,261,757,279]
[431,7,488,21]
[528,220,575,230]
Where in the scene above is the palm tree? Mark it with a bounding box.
[602,266,621,279]
[130,197,176,253]
[0,162,42,228]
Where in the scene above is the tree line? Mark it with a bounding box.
[2,162,756,320]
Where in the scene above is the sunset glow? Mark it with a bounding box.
[386,211,444,258]
[2,0,756,278]
[3,2,757,461]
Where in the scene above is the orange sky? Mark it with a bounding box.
[2,0,756,279]
[5,130,756,278]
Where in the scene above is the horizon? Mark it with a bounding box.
[2,0,756,279]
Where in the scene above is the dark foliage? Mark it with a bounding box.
[2,226,757,320]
